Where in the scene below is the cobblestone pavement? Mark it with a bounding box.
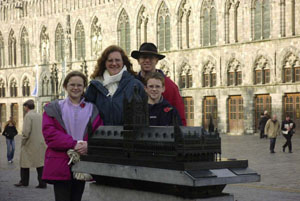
[0,134,300,201]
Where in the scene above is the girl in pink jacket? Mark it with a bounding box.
[42,71,102,201]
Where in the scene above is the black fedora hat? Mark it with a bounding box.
[131,42,165,60]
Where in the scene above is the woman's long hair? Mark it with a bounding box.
[4,119,16,128]
[90,45,136,79]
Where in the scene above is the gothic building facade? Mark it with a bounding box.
[0,0,299,134]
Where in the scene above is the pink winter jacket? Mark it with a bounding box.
[42,100,103,182]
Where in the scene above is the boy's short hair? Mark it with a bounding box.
[23,99,35,110]
[144,72,165,86]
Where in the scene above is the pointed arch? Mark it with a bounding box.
[179,61,193,88]
[41,74,51,96]
[75,19,86,60]
[202,59,216,87]
[254,55,270,84]
[227,58,242,86]
[20,27,30,65]
[55,23,65,62]
[8,29,17,66]
[117,9,130,54]
[22,76,30,96]
[9,77,18,97]
[157,1,171,51]
[178,0,191,49]
[225,0,240,43]
[282,52,300,83]
[200,0,217,46]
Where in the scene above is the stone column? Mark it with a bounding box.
[243,88,255,135]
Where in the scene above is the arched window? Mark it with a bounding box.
[180,64,193,88]
[203,61,216,87]
[225,0,240,43]
[0,32,5,67]
[20,27,30,65]
[200,0,217,46]
[8,30,17,66]
[254,56,270,84]
[0,79,5,97]
[55,23,65,62]
[252,0,270,40]
[137,6,148,48]
[75,20,85,60]
[159,63,171,77]
[91,17,102,58]
[117,9,130,54]
[10,78,17,97]
[283,53,300,83]
[178,0,191,49]
[42,76,50,96]
[227,58,242,86]
[22,77,30,97]
[157,1,171,51]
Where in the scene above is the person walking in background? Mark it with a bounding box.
[281,115,296,153]
[85,45,145,125]
[14,100,47,188]
[264,114,281,153]
[2,119,18,163]
[144,72,182,126]
[131,42,186,126]
[259,110,270,139]
[42,71,103,201]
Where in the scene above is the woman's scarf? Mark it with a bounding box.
[102,66,127,96]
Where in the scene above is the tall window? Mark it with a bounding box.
[225,0,240,43]
[22,77,30,97]
[180,64,193,88]
[8,30,17,66]
[183,97,194,126]
[203,61,216,87]
[0,79,5,97]
[283,52,300,83]
[137,6,148,48]
[20,27,30,65]
[75,20,86,60]
[200,0,217,46]
[10,78,17,97]
[157,1,171,51]
[0,32,5,67]
[91,17,102,58]
[280,0,296,37]
[252,0,270,40]
[178,0,191,49]
[55,23,65,62]
[118,9,130,54]
[254,56,270,84]
[228,58,242,86]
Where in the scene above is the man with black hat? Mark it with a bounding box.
[131,42,186,126]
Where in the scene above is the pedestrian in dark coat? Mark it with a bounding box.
[144,72,182,126]
[2,119,18,163]
[85,45,145,125]
[259,110,270,138]
[281,115,296,153]
[131,42,187,126]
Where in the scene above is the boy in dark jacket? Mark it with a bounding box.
[144,72,182,126]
